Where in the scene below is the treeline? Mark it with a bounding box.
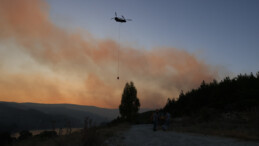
[164,72,259,117]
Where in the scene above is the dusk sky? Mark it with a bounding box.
[0,0,258,109]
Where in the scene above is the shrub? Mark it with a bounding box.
[0,132,13,145]
[18,130,32,140]
[36,130,57,138]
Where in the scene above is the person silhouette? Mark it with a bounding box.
[153,110,159,131]
[162,112,171,130]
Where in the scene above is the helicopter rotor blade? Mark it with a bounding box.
[115,12,117,17]
[122,15,125,19]
[126,19,132,21]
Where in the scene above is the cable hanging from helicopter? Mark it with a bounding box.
[111,12,132,80]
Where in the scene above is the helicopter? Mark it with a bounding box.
[111,12,132,23]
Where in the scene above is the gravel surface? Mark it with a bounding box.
[111,124,259,146]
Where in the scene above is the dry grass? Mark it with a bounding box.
[99,122,131,146]
[13,131,89,146]
[99,122,130,138]
[165,108,259,141]
[10,123,130,146]
[168,119,259,141]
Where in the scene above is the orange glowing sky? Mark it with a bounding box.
[0,0,222,108]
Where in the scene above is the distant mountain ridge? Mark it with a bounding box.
[0,101,119,132]
[8,102,119,121]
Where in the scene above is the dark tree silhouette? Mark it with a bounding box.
[119,82,140,121]
[163,72,259,117]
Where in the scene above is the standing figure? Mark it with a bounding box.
[153,110,158,131]
[163,112,171,130]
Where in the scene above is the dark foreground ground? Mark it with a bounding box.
[105,124,259,146]
[2,122,258,146]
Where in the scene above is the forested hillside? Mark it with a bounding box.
[164,72,259,118]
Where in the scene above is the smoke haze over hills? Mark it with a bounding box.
[0,0,221,108]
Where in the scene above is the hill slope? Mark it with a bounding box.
[0,102,119,132]
[164,73,259,117]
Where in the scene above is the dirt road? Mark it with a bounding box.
[107,124,259,146]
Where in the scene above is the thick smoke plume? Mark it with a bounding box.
[0,0,219,108]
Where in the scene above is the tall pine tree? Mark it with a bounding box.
[119,82,140,121]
